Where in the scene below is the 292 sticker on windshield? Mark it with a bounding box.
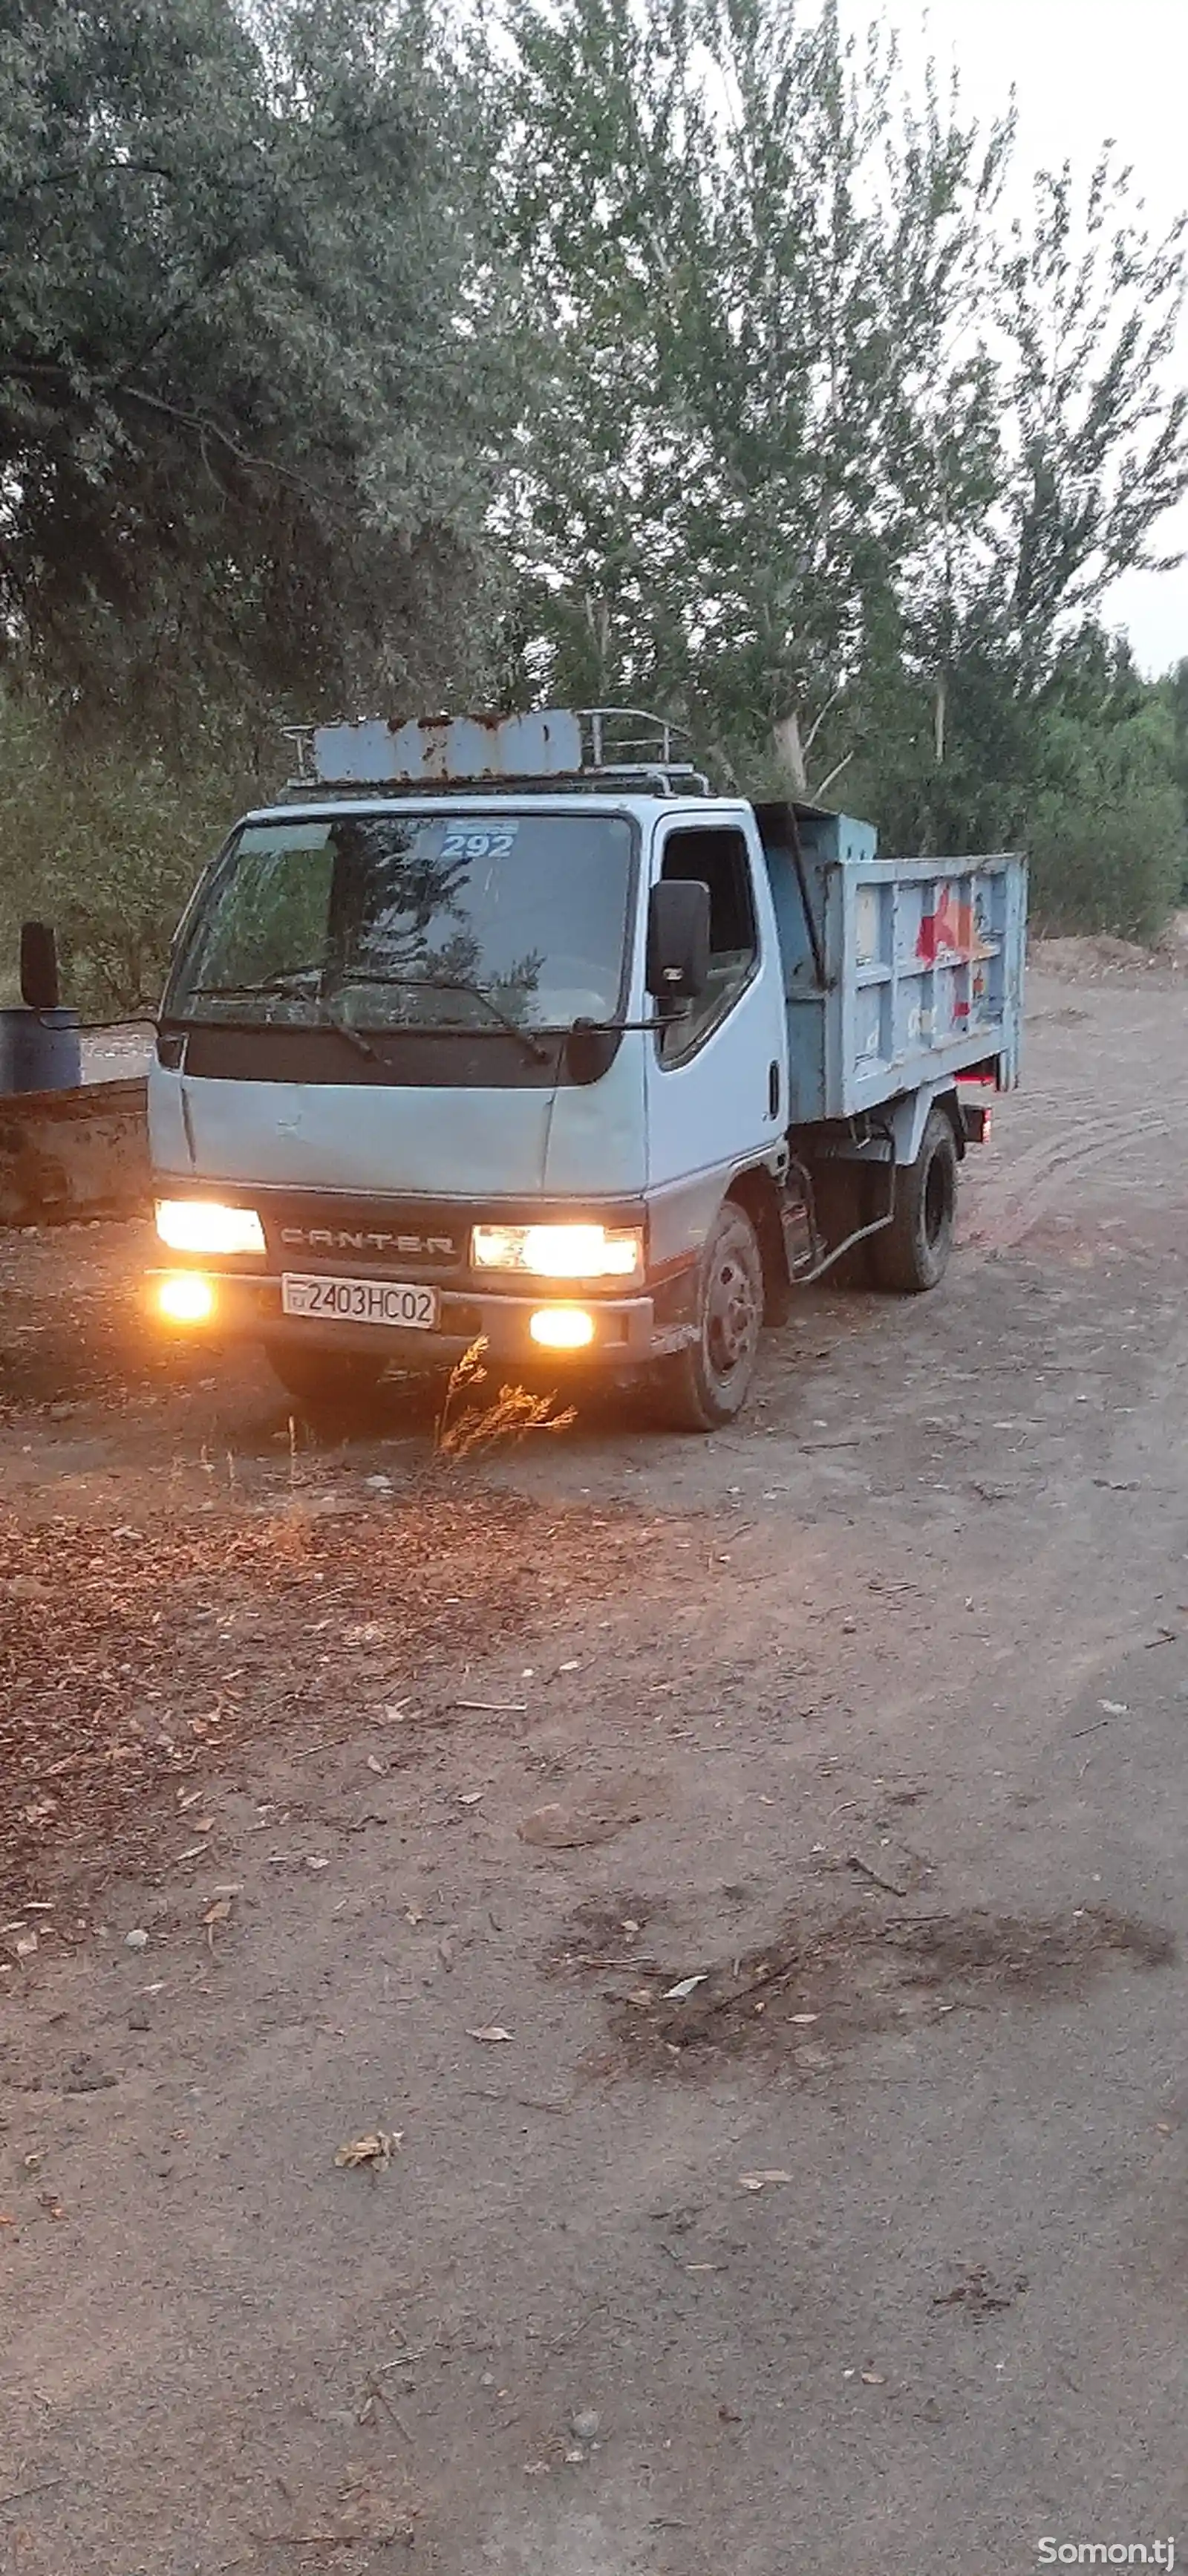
[281,1274,438,1329]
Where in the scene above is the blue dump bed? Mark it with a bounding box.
[759,806,1027,1126]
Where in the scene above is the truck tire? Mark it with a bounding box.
[653,1200,764,1431]
[265,1340,389,1414]
[870,1108,958,1293]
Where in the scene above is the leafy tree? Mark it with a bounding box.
[996,165,1188,689]
[501,0,1188,917]
[0,689,250,1011]
[0,0,501,734]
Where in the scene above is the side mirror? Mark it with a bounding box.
[20,921,61,1012]
[646,879,710,1004]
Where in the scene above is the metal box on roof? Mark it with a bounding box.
[310,709,583,787]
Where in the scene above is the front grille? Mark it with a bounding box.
[260,1192,467,1270]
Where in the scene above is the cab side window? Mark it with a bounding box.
[657,826,758,1064]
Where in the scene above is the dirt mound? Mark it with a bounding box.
[1033,928,1186,985]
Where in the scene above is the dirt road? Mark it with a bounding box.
[2,960,1187,2576]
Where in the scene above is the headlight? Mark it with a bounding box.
[471,1222,643,1281]
[155,1200,265,1256]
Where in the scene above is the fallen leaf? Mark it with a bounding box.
[663,1974,707,2001]
[335,2130,399,2171]
[738,2170,794,2193]
[468,2024,513,2044]
[202,1898,233,1929]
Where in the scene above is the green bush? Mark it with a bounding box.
[0,697,267,1015]
[1028,703,1187,944]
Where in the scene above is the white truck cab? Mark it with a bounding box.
[148,709,1025,1429]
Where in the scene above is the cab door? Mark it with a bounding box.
[643,810,788,1253]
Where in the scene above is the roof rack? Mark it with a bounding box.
[282,707,710,797]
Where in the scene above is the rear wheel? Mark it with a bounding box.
[870,1108,958,1293]
[653,1200,764,1432]
[264,1339,389,1415]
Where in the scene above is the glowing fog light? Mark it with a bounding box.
[472,1222,642,1281]
[529,1306,595,1350]
[157,1273,216,1324]
[155,1200,265,1256]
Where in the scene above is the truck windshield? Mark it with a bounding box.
[166,810,635,1033]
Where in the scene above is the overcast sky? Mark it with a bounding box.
[850,0,1188,674]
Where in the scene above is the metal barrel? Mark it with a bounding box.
[0,1006,83,1095]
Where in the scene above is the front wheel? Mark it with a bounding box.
[653,1200,764,1431]
[264,1339,390,1415]
[870,1108,958,1294]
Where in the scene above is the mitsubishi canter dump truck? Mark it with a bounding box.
[147,709,1026,1431]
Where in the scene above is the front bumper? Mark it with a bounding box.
[146,1268,675,1368]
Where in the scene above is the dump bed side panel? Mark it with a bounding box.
[827,854,1026,1118]
[761,815,1026,1125]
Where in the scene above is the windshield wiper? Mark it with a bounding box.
[183,968,552,1065]
[177,975,380,1060]
[191,969,324,998]
[324,1010,380,1062]
[336,972,552,1065]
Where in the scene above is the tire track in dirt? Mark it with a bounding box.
[963,1099,1188,1255]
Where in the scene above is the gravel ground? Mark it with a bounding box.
[1,958,1187,2576]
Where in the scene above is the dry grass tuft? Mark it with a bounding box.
[434,1338,576,1462]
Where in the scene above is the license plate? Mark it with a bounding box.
[281,1272,439,1330]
